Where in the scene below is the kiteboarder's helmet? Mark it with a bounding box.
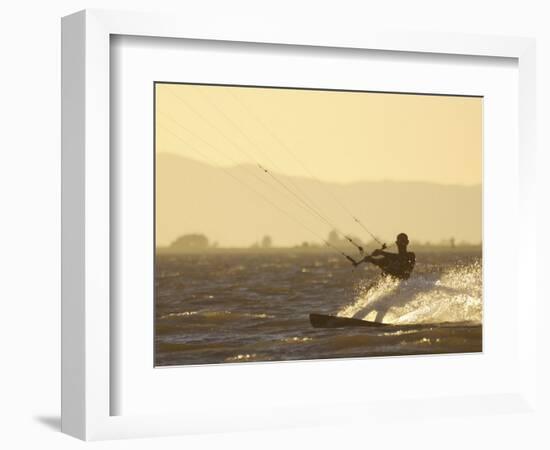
[396,233,409,246]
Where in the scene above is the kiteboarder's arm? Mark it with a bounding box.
[346,256,365,267]
[345,255,358,266]
[346,255,373,267]
[367,256,384,268]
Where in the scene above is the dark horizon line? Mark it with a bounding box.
[154,80,484,99]
[156,242,483,250]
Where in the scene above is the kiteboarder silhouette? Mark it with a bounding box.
[349,233,416,280]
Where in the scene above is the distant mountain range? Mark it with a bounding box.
[156,153,481,248]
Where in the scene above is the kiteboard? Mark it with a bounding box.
[309,313,389,328]
[308,313,463,330]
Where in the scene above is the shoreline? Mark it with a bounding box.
[156,246,482,255]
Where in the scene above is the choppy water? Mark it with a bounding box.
[155,251,482,366]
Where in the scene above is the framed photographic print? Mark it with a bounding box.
[61,9,538,441]
[153,81,483,367]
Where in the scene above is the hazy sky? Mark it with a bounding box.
[155,83,482,185]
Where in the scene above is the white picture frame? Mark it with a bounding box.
[61,9,537,441]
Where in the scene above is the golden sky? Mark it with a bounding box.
[155,83,482,185]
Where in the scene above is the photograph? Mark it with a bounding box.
[154,82,483,367]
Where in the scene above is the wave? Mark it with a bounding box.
[337,260,482,324]
[159,310,275,321]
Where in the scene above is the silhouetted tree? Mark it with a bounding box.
[261,235,273,249]
[170,233,209,250]
[327,230,340,246]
